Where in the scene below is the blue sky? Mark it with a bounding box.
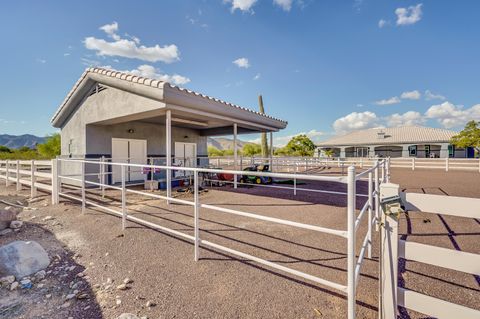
[0,0,479,145]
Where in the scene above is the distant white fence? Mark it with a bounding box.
[209,156,480,173]
[379,183,480,318]
[0,157,391,319]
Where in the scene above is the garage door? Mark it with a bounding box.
[112,138,147,183]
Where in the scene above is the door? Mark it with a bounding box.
[112,138,147,183]
[174,142,197,178]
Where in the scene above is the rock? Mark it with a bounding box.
[0,229,12,236]
[146,300,156,307]
[10,281,19,290]
[66,293,76,300]
[9,220,23,229]
[43,216,54,221]
[116,298,122,305]
[45,294,52,298]
[0,208,18,230]
[61,302,71,308]
[116,283,128,290]
[34,270,46,281]
[0,241,50,278]
[117,314,140,319]
[123,278,132,284]
[77,293,89,299]
[0,275,15,285]
[106,277,113,284]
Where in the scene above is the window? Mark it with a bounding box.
[425,145,430,158]
[408,145,417,157]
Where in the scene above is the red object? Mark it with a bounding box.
[217,173,234,181]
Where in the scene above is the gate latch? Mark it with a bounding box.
[380,195,404,218]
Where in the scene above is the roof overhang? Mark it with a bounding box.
[51,68,287,134]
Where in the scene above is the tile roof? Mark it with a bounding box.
[317,126,458,147]
[51,67,287,124]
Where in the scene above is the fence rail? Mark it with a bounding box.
[0,157,388,319]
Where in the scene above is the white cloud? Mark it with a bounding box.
[85,22,180,63]
[395,3,423,26]
[273,0,293,11]
[425,102,480,128]
[400,90,421,100]
[120,64,190,86]
[253,73,261,80]
[233,57,250,68]
[333,111,379,134]
[424,90,446,101]
[375,96,401,105]
[378,19,388,28]
[226,0,257,13]
[63,53,70,57]
[36,58,46,64]
[99,21,120,41]
[385,111,425,127]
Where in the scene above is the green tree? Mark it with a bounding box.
[451,120,480,155]
[284,134,315,156]
[208,146,224,157]
[242,143,262,156]
[324,149,334,157]
[0,146,12,153]
[37,133,61,159]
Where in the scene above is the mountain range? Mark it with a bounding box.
[0,134,46,149]
[0,134,250,150]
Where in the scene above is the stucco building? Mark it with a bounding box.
[316,126,474,158]
[51,67,287,183]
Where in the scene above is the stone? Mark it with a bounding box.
[66,293,76,300]
[123,278,132,284]
[0,229,12,236]
[43,216,54,221]
[117,314,140,319]
[77,293,89,299]
[116,283,127,290]
[10,281,19,290]
[146,300,156,307]
[106,277,113,284]
[34,270,46,281]
[45,294,52,299]
[0,208,18,230]
[0,275,15,285]
[0,241,50,278]
[9,220,23,229]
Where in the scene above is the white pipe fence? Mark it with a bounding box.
[0,157,387,319]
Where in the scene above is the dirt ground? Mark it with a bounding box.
[0,168,478,319]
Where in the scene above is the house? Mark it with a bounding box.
[316,126,474,158]
[51,67,287,184]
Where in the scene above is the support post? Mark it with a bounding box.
[16,160,21,191]
[81,161,86,214]
[347,166,356,319]
[445,157,449,172]
[51,159,59,205]
[412,157,415,171]
[233,123,238,189]
[368,171,373,258]
[293,173,297,196]
[121,165,127,230]
[386,158,391,183]
[379,182,401,319]
[166,110,172,203]
[30,160,37,198]
[194,170,200,261]
[381,161,385,183]
[5,160,9,187]
[269,131,273,170]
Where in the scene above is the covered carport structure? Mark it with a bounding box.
[51,67,287,194]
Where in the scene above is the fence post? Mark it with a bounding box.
[374,160,380,232]
[81,161,86,214]
[381,161,385,182]
[121,165,127,230]
[379,182,401,319]
[16,160,21,191]
[293,173,297,196]
[5,160,10,187]
[368,171,373,258]
[347,166,356,319]
[412,157,415,171]
[386,158,391,183]
[445,157,449,172]
[51,159,59,204]
[30,160,37,198]
[101,156,106,197]
[194,170,200,261]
